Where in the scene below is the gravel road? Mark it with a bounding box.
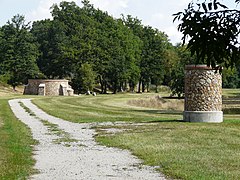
[9,99,166,180]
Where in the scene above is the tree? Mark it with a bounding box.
[50,1,142,94]
[0,15,39,90]
[30,1,173,94]
[222,66,240,88]
[139,27,170,92]
[121,15,145,92]
[0,28,4,75]
[32,18,73,79]
[72,63,96,94]
[149,30,170,93]
[123,15,176,93]
[174,0,240,68]
[106,19,141,94]
[169,44,196,97]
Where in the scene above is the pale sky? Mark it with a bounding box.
[0,0,238,45]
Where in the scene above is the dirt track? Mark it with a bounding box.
[9,99,166,180]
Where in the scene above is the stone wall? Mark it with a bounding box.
[184,65,223,122]
[24,79,74,96]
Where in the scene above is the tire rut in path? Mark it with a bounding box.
[9,99,166,180]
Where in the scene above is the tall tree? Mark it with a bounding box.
[46,1,139,94]
[169,44,196,97]
[123,15,173,93]
[149,30,170,92]
[121,16,143,92]
[104,18,141,94]
[0,15,39,90]
[30,0,171,94]
[31,19,71,79]
[140,27,169,92]
[72,63,96,94]
[0,28,4,76]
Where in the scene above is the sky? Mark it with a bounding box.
[0,0,238,45]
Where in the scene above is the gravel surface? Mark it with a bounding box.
[9,99,166,180]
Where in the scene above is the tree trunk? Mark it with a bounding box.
[98,75,104,94]
[138,78,141,93]
[124,81,127,92]
[103,80,107,94]
[147,82,150,92]
[113,82,117,94]
[155,85,158,93]
[129,81,135,92]
[142,82,145,93]
[119,82,123,92]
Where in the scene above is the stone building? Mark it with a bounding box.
[23,79,74,96]
[184,65,223,122]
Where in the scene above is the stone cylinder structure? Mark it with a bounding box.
[23,79,74,96]
[184,65,223,122]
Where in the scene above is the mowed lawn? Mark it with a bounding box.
[32,90,240,180]
[32,93,183,123]
[0,95,37,179]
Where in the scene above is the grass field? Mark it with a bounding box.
[0,88,37,179]
[32,93,183,123]
[96,120,240,179]
[1,85,240,179]
[31,90,240,180]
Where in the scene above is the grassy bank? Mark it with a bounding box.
[0,88,37,179]
[32,90,240,180]
[32,93,183,123]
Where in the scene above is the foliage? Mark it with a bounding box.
[38,1,143,94]
[169,44,196,97]
[72,63,96,94]
[174,0,240,68]
[0,15,39,89]
[31,19,70,79]
[122,15,171,93]
[2,1,240,94]
[222,66,240,88]
[0,73,10,85]
[0,1,193,94]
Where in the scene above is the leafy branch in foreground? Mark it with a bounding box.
[173,0,240,68]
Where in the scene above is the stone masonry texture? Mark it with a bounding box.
[24,79,73,96]
[184,65,222,111]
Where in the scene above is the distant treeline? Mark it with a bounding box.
[0,0,239,95]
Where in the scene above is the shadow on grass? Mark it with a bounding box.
[223,92,240,99]
[148,119,184,123]
[223,108,240,114]
[228,92,240,97]
[132,109,184,123]
[133,109,183,115]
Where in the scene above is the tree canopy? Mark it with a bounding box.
[0,15,40,90]
[1,0,240,94]
[30,1,172,94]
